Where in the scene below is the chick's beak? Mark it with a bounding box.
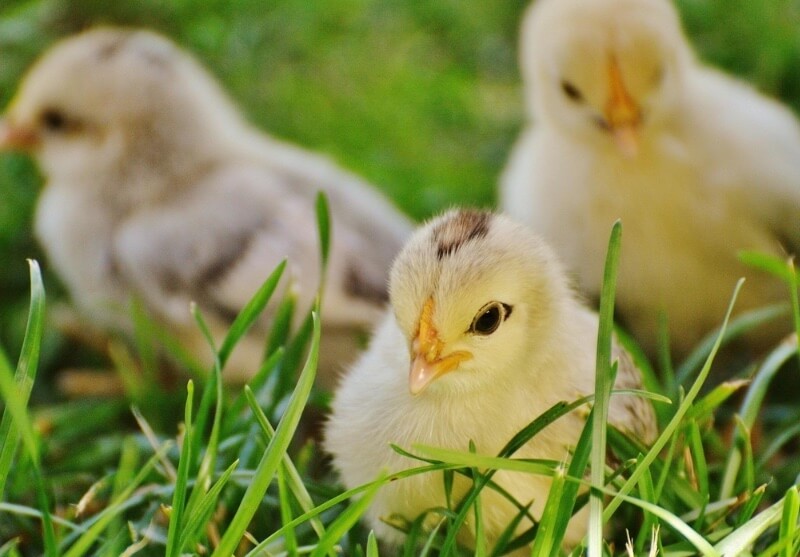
[604,56,641,158]
[0,118,40,151]
[409,298,472,395]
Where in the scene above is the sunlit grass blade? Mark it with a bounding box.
[165,380,194,557]
[316,191,331,271]
[366,531,379,557]
[720,336,796,500]
[543,408,593,552]
[676,302,788,386]
[0,260,55,556]
[431,396,594,555]
[530,463,567,557]
[779,485,799,557]
[606,492,719,556]
[0,259,45,496]
[687,380,749,421]
[217,259,287,369]
[212,310,320,557]
[601,279,744,524]
[714,491,793,555]
[588,220,622,557]
[308,474,382,557]
[246,463,465,556]
[243,385,328,541]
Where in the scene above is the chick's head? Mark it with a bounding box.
[0,27,243,182]
[389,209,571,396]
[522,0,692,157]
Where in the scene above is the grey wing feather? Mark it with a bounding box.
[112,165,317,328]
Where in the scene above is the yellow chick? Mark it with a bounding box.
[0,27,413,383]
[501,0,800,360]
[325,209,656,552]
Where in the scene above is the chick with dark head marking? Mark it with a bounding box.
[325,209,656,552]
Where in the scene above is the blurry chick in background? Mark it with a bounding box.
[501,0,800,361]
[0,27,413,385]
[325,209,656,552]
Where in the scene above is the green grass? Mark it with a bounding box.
[3,0,800,555]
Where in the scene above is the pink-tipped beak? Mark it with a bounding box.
[408,297,472,395]
[0,119,40,151]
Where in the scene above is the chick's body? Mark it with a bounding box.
[2,28,412,382]
[326,210,655,551]
[501,0,800,359]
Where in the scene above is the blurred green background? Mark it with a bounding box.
[1,0,800,381]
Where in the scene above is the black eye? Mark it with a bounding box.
[40,109,67,131]
[560,80,584,103]
[469,302,512,336]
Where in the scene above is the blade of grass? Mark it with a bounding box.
[244,385,328,541]
[602,279,744,525]
[588,220,622,557]
[543,407,594,552]
[714,491,793,555]
[277,464,299,555]
[720,336,796,499]
[0,260,55,556]
[0,259,45,495]
[316,192,331,272]
[164,381,195,557]
[211,310,320,557]
[366,531,379,557]
[308,475,382,557]
[676,302,788,386]
[178,459,239,551]
[780,486,799,557]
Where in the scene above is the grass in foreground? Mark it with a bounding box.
[2,220,800,556]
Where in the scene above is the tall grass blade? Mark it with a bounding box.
[244,385,328,541]
[316,192,331,271]
[0,261,55,556]
[217,259,287,369]
[212,310,320,557]
[720,336,795,500]
[165,381,195,557]
[308,474,382,557]
[779,485,799,557]
[714,493,791,556]
[602,279,744,523]
[588,220,622,557]
[0,260,45,495]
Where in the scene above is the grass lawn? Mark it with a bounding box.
[2,0,800,555]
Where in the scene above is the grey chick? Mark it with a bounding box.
[0,27,413,384]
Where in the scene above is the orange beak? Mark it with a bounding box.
[604,56,641,158]
[409,298,472,395]
[0,118,40,151]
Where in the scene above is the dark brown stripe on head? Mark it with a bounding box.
[432,210,491,259]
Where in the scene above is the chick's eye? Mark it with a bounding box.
[470,302,512,336]
[40,109,67,132]
[560,80,584,103]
